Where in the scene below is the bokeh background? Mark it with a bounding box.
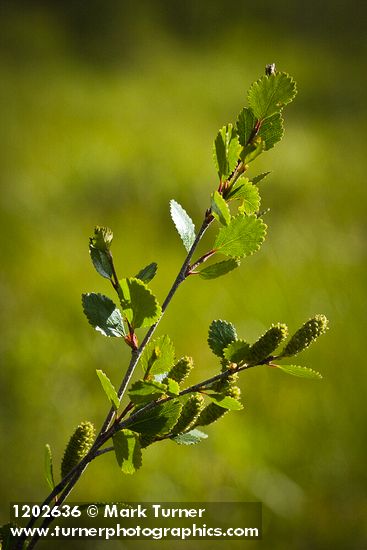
[1,1,366,549]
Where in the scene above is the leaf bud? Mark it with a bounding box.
[90,226,113,251]
[61,421,95,479]
[282,314,329,357]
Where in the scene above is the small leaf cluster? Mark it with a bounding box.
[208,314,329,379]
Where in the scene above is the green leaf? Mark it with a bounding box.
[214,214,267,258]
[213,123,241,180]
[82,293,126,337]
[166,378,180,396]
[236,107,257,146]
[44,444,55,491]
[170,200,196,253]
[274,364,323,380]
[128,380,167,404]
[89,245,113,280]
[140,335,175,375]
[96,369,120,410]
[211,191,231,226]
[129,399,182,436]
[243,137,265,163]
[208,319,237,357]
[258,112,284,150]
[172,429,208,445]
[248,72,297,119]
[252,172,270,185]
[113,429,142,475]
[118,277,161,329]
[223,340,251,363]
[135,262,158,284]
[206,393,243,410]
[228,178,261,215]
[198,258,240,280]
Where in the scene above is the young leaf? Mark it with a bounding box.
[228,178,261,215]
[208,319,237,357]
[214,214,267,258]
[140,335,175,375]
[211,191,231,226]
[113,429,142,475]
[128,380,167,404]
[172,429,208,445]
[165,378,180,396]
[252,172,270,185]
[90,226,113,251]
[213,123,241,180]
[135,262,158,284]
[170,200,196,252]
[118,277,162,329]
[82,293,126,337]
[223,340,251,364]
[206,393,243,410]
[96,369,120,410]
[236,107,257,147]
[198,258,240,280]
[248,72,297,119]
[89,246,113,280]
[129,399,182,436]
[273,364,323,380]
[258,112,284,150]
[44,444,55,491]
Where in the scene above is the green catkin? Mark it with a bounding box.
[167,356,194,384]
[247,323,288,363]
[172,394,205,435]
[195,376,241,427]
[194,402,228,426]
[61,421,95,479]
[282,314,329,357]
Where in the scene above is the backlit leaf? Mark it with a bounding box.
[96,369,120,410]
[211,190,231,226]
[140,335,175,375]
[118,277,161,329]
[223,340,251,364]
[128,380,167,404]
[82,293,125,337]
[213,123,241,180]
[206,393,243,410]
[113,429,142,475]
[248,72,297,119]
[258,112,284,150]
[199,258,240,280]
[170,200,196,253]
[214,214,267,258]
[273,364,323,380]
[236,107,257,146]
[172,429,208,445]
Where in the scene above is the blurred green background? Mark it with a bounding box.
[1,1,366,549]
